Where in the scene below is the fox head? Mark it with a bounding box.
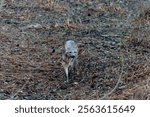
[65,40,78,58]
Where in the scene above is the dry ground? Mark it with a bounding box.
[0,0,150,100]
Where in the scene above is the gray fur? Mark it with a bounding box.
[62,40,78,82]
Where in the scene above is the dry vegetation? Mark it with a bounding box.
[0,0,150,100]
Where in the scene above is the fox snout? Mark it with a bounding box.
[70,55,75,58]
[66,51,77,58]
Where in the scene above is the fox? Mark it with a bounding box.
[62,40,78,82]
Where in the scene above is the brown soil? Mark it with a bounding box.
[0,0,150,100]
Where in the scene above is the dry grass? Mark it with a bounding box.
[0,0,150,100]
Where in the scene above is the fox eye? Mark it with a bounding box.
[69,52,72,53]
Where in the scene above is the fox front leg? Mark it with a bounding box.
[64,67,69,82]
